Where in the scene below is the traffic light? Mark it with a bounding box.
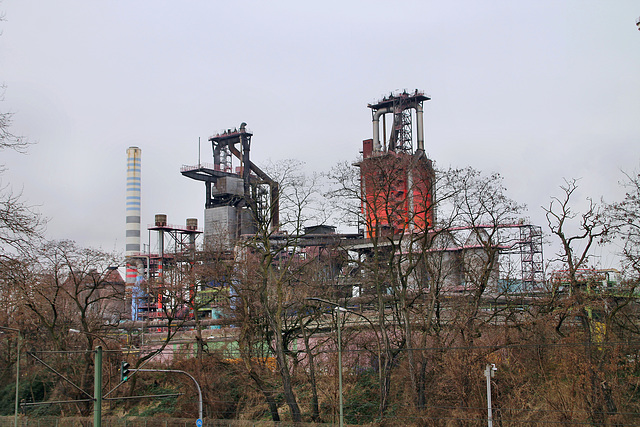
[120,361,131,382]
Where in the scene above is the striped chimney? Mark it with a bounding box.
[125,147,141,310]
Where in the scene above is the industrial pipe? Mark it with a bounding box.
[416,103,424,152]
[372,107,393,152]
[228,143,280,231]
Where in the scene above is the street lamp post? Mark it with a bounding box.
[335,306,345,427]
[0,326,22,427]
[484,364,497,427]
[307,297,385,425]
[134,369,203,420]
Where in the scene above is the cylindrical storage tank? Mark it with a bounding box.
[186,218,198,231]
[155,214,167,227]
[187,218,198,251]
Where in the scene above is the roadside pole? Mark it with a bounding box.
[0,326,22,427]
[484,364,496,427]
[14,333,20,427]
[94,346,102,427]
[336,308,344,427]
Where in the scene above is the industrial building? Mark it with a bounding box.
[123,90,545,322]
[124,146,204,321]
[181,122,279,251]
[359,90,435,237]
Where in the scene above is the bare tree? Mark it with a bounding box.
[543,178,617,424]
[447,168,526,337]
[0,86,44,270]
[603,170,640,351]
[0,82,28,155]
[233,160,327,422]
[543,178,610,333]
[609,170,640,281]
[12,240,123,414]
[186,249,232,359]
[0,66,45,342]
[328,162,529,413]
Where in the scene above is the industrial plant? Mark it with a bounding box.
[5,90,634,426]
[121,90,546,325]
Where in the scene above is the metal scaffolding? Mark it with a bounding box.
[519,224,544,290]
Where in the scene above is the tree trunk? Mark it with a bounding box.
[302,324,321,422]
[272,325,302,422]
[194,307,205,360]
[248,369,281,422]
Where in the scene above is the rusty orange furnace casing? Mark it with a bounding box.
[360,139,435,238]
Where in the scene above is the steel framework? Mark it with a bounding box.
[519,224,544,289]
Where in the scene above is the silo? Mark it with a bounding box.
[186,218,198,251]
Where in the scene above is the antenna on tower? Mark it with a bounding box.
[198,137,201,167]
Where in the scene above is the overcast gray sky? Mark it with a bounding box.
[1,1,639,268]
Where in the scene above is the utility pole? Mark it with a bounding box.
[14,333,21,427]
[94,346,103,427]
[0,326,22,427]
[336,308,344,427]
[306,297,384,418]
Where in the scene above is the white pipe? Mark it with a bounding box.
[416,104,424,152]
[372,107,393,152]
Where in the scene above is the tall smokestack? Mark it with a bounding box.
[126,147,142,255]
[125,147,141,317]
